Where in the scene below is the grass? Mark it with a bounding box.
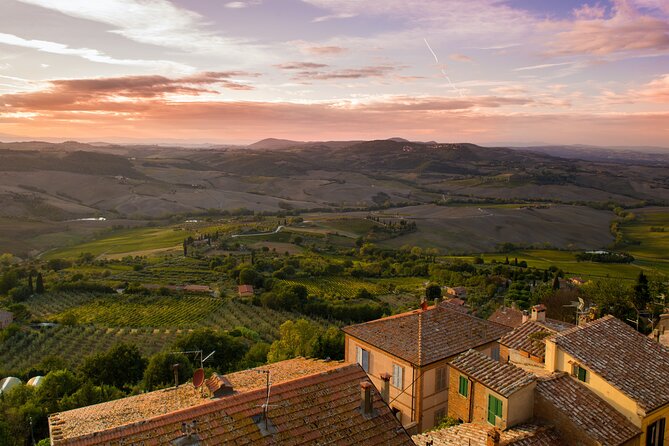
[621,208,669,260]
[482,250,667,280]
[44,226,191,259]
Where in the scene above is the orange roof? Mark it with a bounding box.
[549,315,669,411]
[343,305,510,366]
[499,320,572,360]
[413,422,562,446]
[49,357,339,443]
[536,373,640,445]
[450,349,535,397]
[238,284,254,294]
[50,362,413,446]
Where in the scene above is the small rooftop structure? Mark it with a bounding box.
[489,306,572,330]
[49,361,413,446]
[535,373,641,446]
[343,305,510,366]
[238,284,254,297]
[412,422,562,446]
[547,315,669,412]
[450,349,535,398]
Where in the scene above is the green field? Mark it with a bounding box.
[43,226,191,259]
[482,250,668,280]
[621,208,669,260]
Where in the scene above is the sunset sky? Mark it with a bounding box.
[0,0,668,146]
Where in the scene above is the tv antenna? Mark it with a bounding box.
[171,350,215,370]
[254,369,277,432]
[564,297,587,325]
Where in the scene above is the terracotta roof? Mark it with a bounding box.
[488,307,573,331]
[549,315,669,411]
[49,358,340,443]
[50,363,413,446]
[412,423,562,446]
[535,373,641,446]
[499,321,562,360]
[343,305,511,366]
[450,350,535,397]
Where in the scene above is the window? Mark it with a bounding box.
[458,375,469,397]
[573,364,587,382]
[434,408,446,426]
[487,394,503,425]
[647,418,666,446]
[435,367,447,392]
[392,363,404,389]
[356,346,369,372]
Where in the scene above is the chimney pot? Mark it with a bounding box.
[360,381,373,415]
[531,304,546,322]
[521,310,530,323]
[379,372,391,403]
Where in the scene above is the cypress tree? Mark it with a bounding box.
[35,272,44,294]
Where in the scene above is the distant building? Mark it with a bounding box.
[444,286,467,299]
[0,310,13,329]
[342,303,510,433]
[413,422,562,446]
[48,358,413,445]
[238,284,254,297]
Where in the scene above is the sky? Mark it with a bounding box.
[0,0,667,146]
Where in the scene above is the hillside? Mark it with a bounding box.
[1,138,667,257]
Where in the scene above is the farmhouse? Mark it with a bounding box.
[342,302,510,433]
[48,358,413,445]
[238,284,254,297]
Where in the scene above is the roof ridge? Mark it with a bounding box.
[417,310,424,365]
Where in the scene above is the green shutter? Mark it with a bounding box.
[459,376,468,397]
[578,366,587,382]
[488,395,503,425]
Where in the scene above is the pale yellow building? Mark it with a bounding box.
[545,315,669,446]
[342,303,511,433]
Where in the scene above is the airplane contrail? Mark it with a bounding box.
[423,38,463,97]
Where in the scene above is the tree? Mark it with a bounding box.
[35,272,44,294]
[143,352,194,391]
[240,342,270,368]
[28,272,34,294]
[425,283,442,300]
[36,370,80,413]
[313,327,344,360]
[9,285,32,302]
[59,382,124,411]
[238,268,258,286]
[80,343,147,389]
[552,275,560,290]
[582,278,634,322]
[268,319,320,362]
[633,271,651,311]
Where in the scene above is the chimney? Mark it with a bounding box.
[379,372,391,403]
[521,310,530,323]
[420,299,428,311]
[434,297,441,306]
[360,381,373,416]
[531,304,546,322]
[172,363,181,388]
[486,429,500,446]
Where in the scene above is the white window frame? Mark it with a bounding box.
[356,346,369,372]
[392,363,404,389]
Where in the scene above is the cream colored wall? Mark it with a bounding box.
[640,406,669,446]
[345,335,415,427]
[506,383,536,428]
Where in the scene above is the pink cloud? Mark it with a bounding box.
[548,0,669,56]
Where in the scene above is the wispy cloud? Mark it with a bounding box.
[312,13,357,22]
[291,65,398,80]
[14,0,262,58]
[450,53,473,63]
[513,62,574,72]
[0,32,191,72]
[224,1,262,8]
[275,62,329,70]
